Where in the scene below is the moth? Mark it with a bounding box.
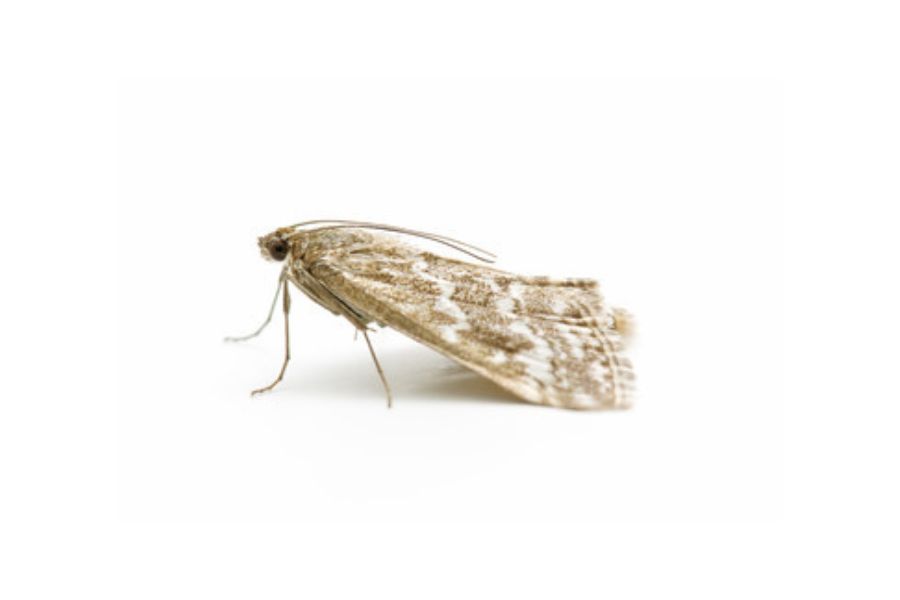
[227,220,635,409]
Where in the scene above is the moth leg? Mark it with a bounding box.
[361,328,393,408]
[250,278,292,396]
[225,270,286,342]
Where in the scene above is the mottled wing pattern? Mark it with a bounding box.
[295,228,634,409]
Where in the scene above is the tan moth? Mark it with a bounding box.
[227,220,635,409]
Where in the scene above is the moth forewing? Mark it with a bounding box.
[255,225,635,409]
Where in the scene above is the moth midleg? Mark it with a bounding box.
[225,270,286,342]
[250,277,292,396]
[361,328,393,408]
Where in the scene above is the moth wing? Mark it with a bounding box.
[306,240,634,409]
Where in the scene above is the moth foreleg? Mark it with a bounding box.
[225,270,286,342]
[250,277,292,396]
[361,328,393,409]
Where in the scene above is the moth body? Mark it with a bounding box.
[251,222,635,409]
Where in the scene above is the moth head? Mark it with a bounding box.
[258,229,292,262]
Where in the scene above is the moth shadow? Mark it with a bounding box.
[293,345,522,407]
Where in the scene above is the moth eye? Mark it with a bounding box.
[268,240,288,261]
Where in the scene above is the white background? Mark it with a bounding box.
[117,77,783,527]
[3,1,899,599]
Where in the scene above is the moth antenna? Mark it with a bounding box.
[289,219,495,258]
[289,219,497,263]
[290,219,496,263]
